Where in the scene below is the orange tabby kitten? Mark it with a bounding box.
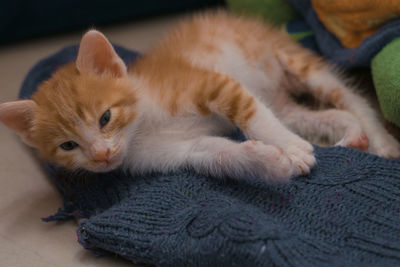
[1,12,399,182]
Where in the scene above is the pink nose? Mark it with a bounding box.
[92,148,110,163]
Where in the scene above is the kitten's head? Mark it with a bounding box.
[0,30,138,172]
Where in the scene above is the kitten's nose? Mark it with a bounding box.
[91,147,110,163]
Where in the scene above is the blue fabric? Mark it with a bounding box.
[286,19,320,53]
[287,0,400,68]
[21,45,400,266]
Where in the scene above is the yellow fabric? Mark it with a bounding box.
[311,0,400,48]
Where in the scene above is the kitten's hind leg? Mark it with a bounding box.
[280,102,369,150]
[276,43,400,158]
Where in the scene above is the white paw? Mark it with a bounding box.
[241,141,293,182]
[241,140,315,183]
[368,132,400,158]
[282,138,316,177]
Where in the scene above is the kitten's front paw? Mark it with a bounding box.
[241,140,315,182]
[283,143,316,176]
[241,141,293,182]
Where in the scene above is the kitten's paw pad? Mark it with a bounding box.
[338,132,369,151]
[336,131,369,152]
[352,133,369,151]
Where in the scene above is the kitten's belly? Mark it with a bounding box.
[158,113,235,138]
[185,41,284,107]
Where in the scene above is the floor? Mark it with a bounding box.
[0,12,187,267]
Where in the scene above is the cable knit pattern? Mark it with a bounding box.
[20,45,400,266]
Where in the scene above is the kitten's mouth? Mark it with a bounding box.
[102,160,122,171]
[89,157,123,173]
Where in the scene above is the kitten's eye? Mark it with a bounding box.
[99,109,111,128]
[60,141,79,151]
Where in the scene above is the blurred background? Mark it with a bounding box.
[0,1,227,44]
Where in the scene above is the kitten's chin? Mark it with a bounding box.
[86,160,123,173]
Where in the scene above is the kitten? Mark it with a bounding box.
[1,11,399,182]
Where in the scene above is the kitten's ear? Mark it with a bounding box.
[76,30,127,77]
[0,100,36,146]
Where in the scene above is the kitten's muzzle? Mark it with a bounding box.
[91,147,111,163]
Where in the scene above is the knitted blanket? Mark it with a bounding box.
[20,45,400,266]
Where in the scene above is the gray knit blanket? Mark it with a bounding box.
[20,45,400,266]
